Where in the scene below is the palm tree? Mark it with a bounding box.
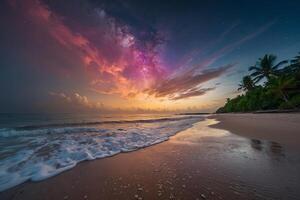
[238,75,255,91]
[248,54,288,83]
[267,76,296,102]
[291,52,300,66]
[289,52,300,73]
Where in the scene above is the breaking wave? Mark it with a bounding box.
[0,115,203,191]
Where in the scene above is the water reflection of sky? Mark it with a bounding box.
[171,118,286,162]
[171,119,230,143]
[169,118,300,199]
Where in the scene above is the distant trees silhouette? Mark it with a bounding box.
[217,53,300,113]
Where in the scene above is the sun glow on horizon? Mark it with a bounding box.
[2,0,298,114]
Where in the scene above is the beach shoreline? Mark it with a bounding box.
[210,113,300,150]
[1,113,300,200]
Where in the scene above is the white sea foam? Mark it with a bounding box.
[0,115,202,191]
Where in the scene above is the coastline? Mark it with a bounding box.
[1,114,300,200]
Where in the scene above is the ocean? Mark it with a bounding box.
[0,113,204,191]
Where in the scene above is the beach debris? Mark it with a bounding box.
[200,194,206,199]
[137,187,143,191]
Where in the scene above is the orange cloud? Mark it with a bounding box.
[10,0,165,98]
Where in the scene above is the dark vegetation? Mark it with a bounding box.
[217,53,300,113]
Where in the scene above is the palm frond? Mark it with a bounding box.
[253,76,264,83]
[273,60,288,70]
[248,66,260,71]
[250,71,262,77]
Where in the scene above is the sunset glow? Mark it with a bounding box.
[1,1,300,198]
[1,0,299,113]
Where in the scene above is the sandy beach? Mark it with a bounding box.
[210,113,300,149]
[1,114,300,200]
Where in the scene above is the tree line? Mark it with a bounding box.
[216,53,300,113]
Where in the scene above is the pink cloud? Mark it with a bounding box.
[8,0,273,102]
[10,0,166,97]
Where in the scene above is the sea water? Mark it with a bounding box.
[0,113,204,191]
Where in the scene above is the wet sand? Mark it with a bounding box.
[210,113,300,149]
[1,114,300,200]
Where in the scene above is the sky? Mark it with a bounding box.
[0,0,300,113]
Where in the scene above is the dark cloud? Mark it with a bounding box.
[146,64,234,100]
[170,87,216,100]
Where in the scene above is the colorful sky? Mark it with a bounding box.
[1,0,300,113]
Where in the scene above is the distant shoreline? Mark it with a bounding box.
[215,109,300,114]
[177,112,211,115]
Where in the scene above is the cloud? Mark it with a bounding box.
[146,64,234,100]
[49,92,104,111]
[182,21,275,74]
[170,87,216,100]
[7,0,274,103]
[9,0,166,97]
[48,91,212,113]
[49,92,71,102]
[143,21,273,101]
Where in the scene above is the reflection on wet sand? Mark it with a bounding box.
[174,119,286,160]
[250,139,285,159]
[251,139,263,151]
[171,118,299,199]
[269,141,285,159]
[171,118,230,144]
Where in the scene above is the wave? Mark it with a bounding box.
[0,115,203,191]
[2,115,199,131]
[0,116,201,138]
[0,127,107,138]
